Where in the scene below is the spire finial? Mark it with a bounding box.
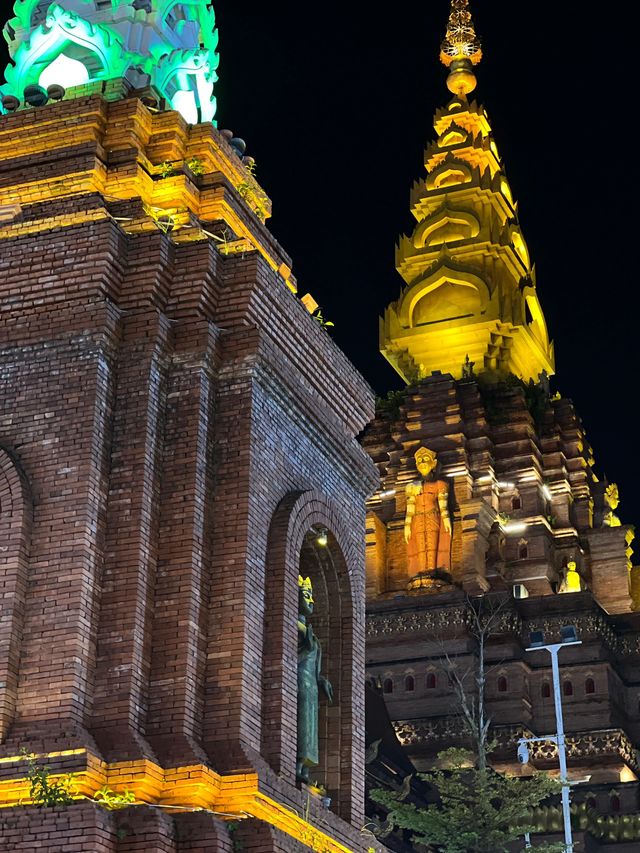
[440,0,482,96]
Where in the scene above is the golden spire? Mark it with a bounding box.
[440,0,482,96]
[379,1,554,387]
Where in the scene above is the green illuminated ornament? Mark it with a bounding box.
[1,0,219,124]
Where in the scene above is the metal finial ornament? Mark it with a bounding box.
[440,0,482,96]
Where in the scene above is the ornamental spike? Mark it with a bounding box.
[298,575,313,592]
[440,0,482,95]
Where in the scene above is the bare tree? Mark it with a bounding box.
[435,594,511,771]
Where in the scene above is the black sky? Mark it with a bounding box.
[2,2,640,526]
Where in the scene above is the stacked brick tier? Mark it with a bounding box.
[0,96,378,852]
[364,373,633,612]
[362,373,640,848]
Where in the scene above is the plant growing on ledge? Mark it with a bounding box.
[236,159,269,222]
[158,160,176,179]
[93,785,137,810]
[20,749,76,808]
[375,388,407,420]
[312,308,334,330]
[185,156,205,176]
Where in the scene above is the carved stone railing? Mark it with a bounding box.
[366,606,469,637]
[393,718,640,773]
[366,599,628,656]
[527,728,640,774]
[393,716,468,746]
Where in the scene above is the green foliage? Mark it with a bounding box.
[527,844,565,852]
[185,156,205,176]
[522,379,548,427]
[236,159,269,222]
[21,749,76,808]
[158,160,176,178]
[477,372,548,428]
[93,785,136,810]
[227,820,244,852]
[312,309,334,330]
[370,747,562,853]
[375,389,406,420]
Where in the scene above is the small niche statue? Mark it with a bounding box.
[404,446,452,581]
[461,354,475,379]
[604,483,622,527]
[297,575,333,783]
[558,559,582,593]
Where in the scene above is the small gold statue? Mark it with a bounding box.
[404,447,452,576]
[558,559,582,593]
[604,483,622,527]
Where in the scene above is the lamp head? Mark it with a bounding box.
[529,630,545,648]
[561,625,579,644]
[316,528,328,547]
[517,740,530,765]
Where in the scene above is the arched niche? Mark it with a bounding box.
[155,49,218,124]
[499,175,514,206]
[261,491,360,822]
[163,1,200,31]
[0,448,32,743]
[38,52,90,89]
[19,38,108,89]
[414,207,480,249]
[426,159,472,191]
[4,6,126,93]
[439,126,468,147]
[399,265,489,329]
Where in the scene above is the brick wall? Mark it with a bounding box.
[0,95,378,850]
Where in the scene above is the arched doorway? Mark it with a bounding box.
[261,491,362,822]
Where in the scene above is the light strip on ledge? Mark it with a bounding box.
[0,753,358,853]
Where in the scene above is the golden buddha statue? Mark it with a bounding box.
[558,559,582,593]
[404,447,452,585]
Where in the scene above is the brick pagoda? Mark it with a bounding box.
[0,1,380,851]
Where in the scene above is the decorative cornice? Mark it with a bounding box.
[366,605,469,637]
[393,720,640,773]
[367,602,628,655]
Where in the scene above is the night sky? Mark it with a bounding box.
[2,2,640,526]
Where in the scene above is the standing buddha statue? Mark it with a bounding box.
[404,446,452,588]
[297,575,333,784]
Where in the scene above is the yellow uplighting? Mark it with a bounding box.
[501,521,528,534]
[0,96,298,294]
[381,89,555,384]
[0,752,358,853]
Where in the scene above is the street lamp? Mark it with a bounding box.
[518,625,582,853]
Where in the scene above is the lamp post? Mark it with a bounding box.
[521,625,582,853]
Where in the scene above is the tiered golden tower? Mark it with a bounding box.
[381,1,554,384]
[366,9,640,841]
